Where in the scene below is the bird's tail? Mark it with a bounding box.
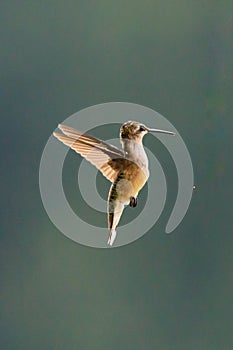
[107,229,117,246]
[107,190,125,247]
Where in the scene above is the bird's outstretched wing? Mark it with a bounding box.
[53,124,125,183]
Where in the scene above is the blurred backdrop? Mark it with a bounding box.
[1,1,232,349]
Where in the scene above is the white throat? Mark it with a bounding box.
[121,139,149,176]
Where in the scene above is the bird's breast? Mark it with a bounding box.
[109,163,148,203]
[124,164,148,193]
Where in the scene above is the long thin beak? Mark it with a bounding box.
[148,128,176,136]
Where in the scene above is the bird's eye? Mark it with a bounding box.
[139,125,146,132]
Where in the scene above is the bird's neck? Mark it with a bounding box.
[121,139,149,173]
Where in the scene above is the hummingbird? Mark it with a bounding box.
[53,121,175,246]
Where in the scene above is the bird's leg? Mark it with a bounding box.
[129,196,138,208]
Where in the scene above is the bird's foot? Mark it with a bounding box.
[129,196,138,208]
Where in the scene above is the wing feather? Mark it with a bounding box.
[53,125,124,183]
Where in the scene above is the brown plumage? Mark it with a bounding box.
[53,121,175,246]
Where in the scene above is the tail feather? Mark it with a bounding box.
[107,229,117,246]
[107,196,124,247]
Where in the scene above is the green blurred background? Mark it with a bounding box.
[1,1,232,349]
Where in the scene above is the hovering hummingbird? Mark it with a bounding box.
[53,121,175,246]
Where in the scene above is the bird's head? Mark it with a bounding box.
[120,121,175,142]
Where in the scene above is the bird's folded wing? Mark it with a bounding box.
[53,124,124,183]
